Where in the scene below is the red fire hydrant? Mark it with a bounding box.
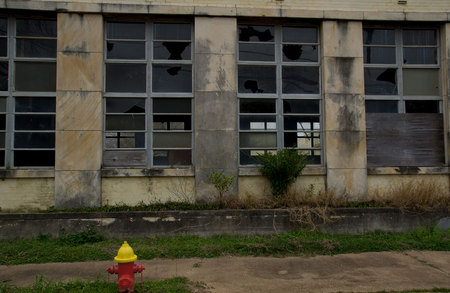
[107,241,145,292]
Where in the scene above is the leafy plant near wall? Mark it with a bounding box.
[206,170,235,207]
[258,149,308,198]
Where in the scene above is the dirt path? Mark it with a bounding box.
[1,251,449,292]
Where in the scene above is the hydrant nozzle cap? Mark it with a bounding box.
[114,241,138,263]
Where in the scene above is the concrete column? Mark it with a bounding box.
[55,13,103,208]
[194,17,238,201]
[442,23,450,166]
[322,21,368,199]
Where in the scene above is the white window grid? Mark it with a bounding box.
[237,23,322,165]
[103,20,194,167]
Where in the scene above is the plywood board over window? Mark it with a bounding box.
[363,27,444,166]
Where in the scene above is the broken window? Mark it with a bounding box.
[364,27,443,166]
[0,17,56,168]
[238,24,321,165]
[104,21,192,167]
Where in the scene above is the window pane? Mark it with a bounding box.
[105,115,145,131]
[240,99,276,113]
[0,38,7,57]
[403,48,437,64]
[15,62,56,91]
[14,132,55,148]
[238,65,276,94]
[240,132,276,148]
[153,42,191,60]
[0,150,4,166]
[106,41,145,60]
[153,98,191,113]
[105,132,145,148]
[15,115,55,130]
[365,100,398,113]
[106,98,145,114]
[283,100,320,114]
[14,150,54,167]
[0,18,6,36]
[0,61,8,91]
[106,22,145,40]
[364,47,396,64]
[403,29,436,46]
[239,43,274,61]
[300,149,321,164]
[0,132,4,147]
[282,27,317,43]
[0,114,4,129]
[16,39,56,58]
[403,69,439,96]
[363,29,395,45]
[283,45,318,62]
[154,23,191,41]
[282,66,319,94]
[240,149,274,165]
[106,63,146,93]
[240,115,276,130]
[364,68,397,95]
[0,98,5,112]
[152,65,192,93]
[15,97,55,112]
[239,25,274,42]
[285,132,320,149]
[153,150,191,166]
[405,100,439,113]
[16,19,56,37]
[153,115,191,130]
[284,116,320,131]
[153,132,191,148]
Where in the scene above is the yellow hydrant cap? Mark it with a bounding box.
[114,241,138,263]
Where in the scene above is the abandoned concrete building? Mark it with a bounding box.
[0,0,449,210]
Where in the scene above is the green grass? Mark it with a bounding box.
[0,276,194,293]
[0,227,448,266]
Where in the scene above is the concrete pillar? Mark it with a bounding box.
[194,17,238,201]
[55,13,103,208]
[442,23,450,166]
[322,21,368,199]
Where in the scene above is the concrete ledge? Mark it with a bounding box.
[0,208,448,239]
[101,168,194,177]
[0,169,54,179]
[368,166,450,175]
[239,166,326,176]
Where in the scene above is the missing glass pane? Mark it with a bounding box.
[284,116,320,131]
[283,100,320,114]
[153,115,191,130]
[152,65,192,93]
[239,25,274,42]
[107,41,145,60]
[239,43,274,61]
[282,66,319,94]
[0,150,4,166]
[403,69,439,96]
[154,42,191,60]
[240,115,276,130]
[14,150,54,167]
[365,100,398,113]
[238,66,276,94]
[239,132,277,148]
[105,132,145,148]
[107,22,145,40]
[284,133,320,148]
[106,98,145,114]
[153,150,191,166]
[15,62,56,92]
[364,68,397,95]
[405,100,439,113]
[240,99,276,113]
[0,114,4,129]
[15,115,55,130]
[106,63,146,93]
[15,97,55,112]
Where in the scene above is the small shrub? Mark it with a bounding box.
[57,226,104,246]
[258,149,308,198]
[206,170,235,207]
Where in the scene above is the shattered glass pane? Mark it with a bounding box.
[364,68,397,95]
[238,65,276,94]
[152,65,192,93]
[154,42,191,60]
[239,25,274,42]
[282,45,318,62]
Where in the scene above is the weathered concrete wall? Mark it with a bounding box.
[194,17,238,202]
[443,24,450,168]
[1,0,449,21]
[55,13,103,208]
[0,178,54,211]
[322,21,367,199]
[102,177,195,206]
[0,208,447,239]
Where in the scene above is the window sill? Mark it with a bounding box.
[0,169,55,178]
[101,167,195,177]
[239,166,326,176]
[367,166,450,175]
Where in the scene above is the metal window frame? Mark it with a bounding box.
[103,19,194,168]
[237,23,322,166]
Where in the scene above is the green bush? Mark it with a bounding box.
[258,149,308,198]
[206,170,235,207]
